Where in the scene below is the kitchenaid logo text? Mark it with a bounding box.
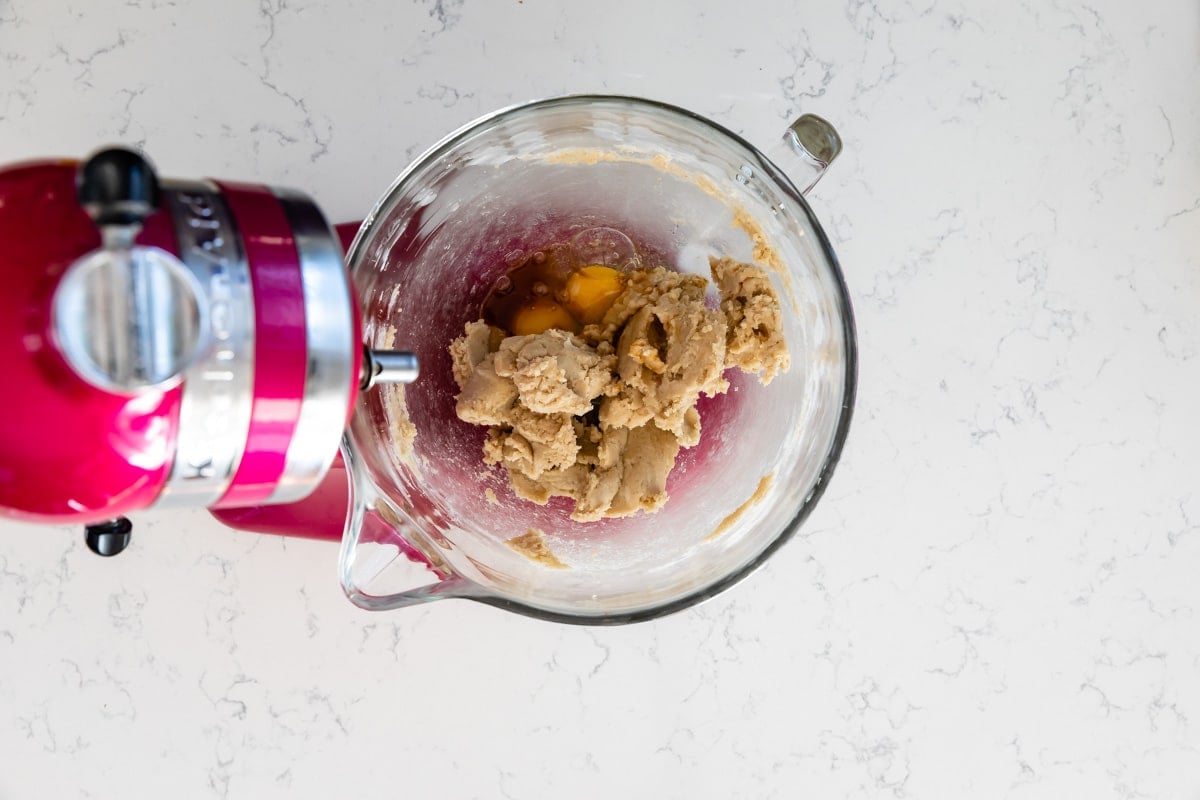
[160,187,254,497]
[177,191,237,481]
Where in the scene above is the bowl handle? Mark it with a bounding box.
[769,114,843,196]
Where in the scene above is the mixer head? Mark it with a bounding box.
[0,146,417,554]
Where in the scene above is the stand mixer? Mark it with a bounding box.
[0,96,856,623]
[0,147,416,554]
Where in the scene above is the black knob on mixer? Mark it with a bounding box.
[76,147,161,227]
[84,517,132,557]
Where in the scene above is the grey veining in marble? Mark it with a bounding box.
[1,0,1199,797]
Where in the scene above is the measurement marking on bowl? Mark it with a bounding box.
[706,472,775,541]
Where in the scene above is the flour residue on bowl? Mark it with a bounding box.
[706,472,775,541]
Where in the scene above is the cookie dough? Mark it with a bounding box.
[506,529,568,569]
[451,256,789,522]
[711,256,790,382]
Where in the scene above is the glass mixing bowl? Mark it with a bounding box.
[338,95,856,623]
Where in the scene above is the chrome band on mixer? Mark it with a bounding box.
[154,180,256,509]
[265,187,357,505]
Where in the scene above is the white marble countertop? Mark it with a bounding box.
[2,0,1199,797]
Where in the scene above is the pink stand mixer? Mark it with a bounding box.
[0,147,414,550]
[0,96,857,623]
